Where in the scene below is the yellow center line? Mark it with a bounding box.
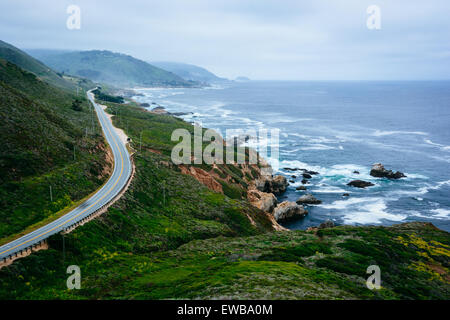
[0,96,127,256]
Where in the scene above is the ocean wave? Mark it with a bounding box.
[372,130,428,137]
[278,160,323,174]
[321,197,407,224]
[430,208,450,219]
[301,144,336,151]
[271,117,315,123]
[289,133,342,144]
[418,179,450,194]
[313,186,348,193]
[424,139,450,151]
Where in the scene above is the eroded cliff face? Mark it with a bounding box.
[177,159,289,231]
[179,165,223,193]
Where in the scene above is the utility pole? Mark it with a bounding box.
[49,185,53,202]
[140,131,143,152]
[62,233,65,267]
[73,145,76,161]
[162,180,166,206]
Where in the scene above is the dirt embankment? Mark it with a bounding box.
[178,160,286,231]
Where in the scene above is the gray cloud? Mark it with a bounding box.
[1,0,449,80]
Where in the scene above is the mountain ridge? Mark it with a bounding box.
[151,61,229,84]
[27,49,200,88]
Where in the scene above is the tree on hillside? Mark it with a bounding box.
[71,99,83,111]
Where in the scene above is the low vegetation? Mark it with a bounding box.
[0,59,109,241]
[1,93,448,299]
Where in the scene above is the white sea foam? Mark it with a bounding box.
[424,139,450,151]
[313,186,347,193]
[278,160,323,173]
[289,133,342,144]
[418,180,450,194]
[409,211,429,219]
[301,144,336,151]
[321,197,407,224]
[430,208,450,219]
[372,130,428,137]
[280,148,301,154]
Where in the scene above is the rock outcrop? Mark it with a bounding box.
[248,190,278,213]
[370,163,406,179]
[302,173,312,179]
[179,166,223,192]
[347,180,374,188]
[273,201,307,222]
[150,106,168,114]
[255,175,288,195]
[319,220,335,229]
[296,194,322,205]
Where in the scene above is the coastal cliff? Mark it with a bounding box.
[1,98,448,300]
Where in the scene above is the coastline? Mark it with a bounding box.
[126,85,450,232]
[1,88,449,300]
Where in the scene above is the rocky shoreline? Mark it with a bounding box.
[129,94,410,231]
[247,162,407,229]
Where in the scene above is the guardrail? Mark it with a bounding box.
[0,91,133,268]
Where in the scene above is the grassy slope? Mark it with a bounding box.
[0,59,109,241]
[0,40,76,91]
[36,50,198,88]
[0,99,448,299]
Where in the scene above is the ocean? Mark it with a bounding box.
[133,81,450,232]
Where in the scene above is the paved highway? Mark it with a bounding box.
[0,89,132,261]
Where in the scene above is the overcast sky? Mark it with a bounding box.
[1,0,450,80]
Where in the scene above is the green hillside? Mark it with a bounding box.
[0,40,77,90]
[34,50,200,88]
[152,61,229,84]
[0,97,448,300]
[0,59,109,241]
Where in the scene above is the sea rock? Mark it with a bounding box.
[301,179,309,184]
[304,170,319,175]
[342,193,350,197]
[170,112,192,116]
[296,194,322,205]
[291,175,297,178]
[318,220,335,229]
[150,106,168,114]
[347,180,374,188]
[255,175,288,194]
[247,190,278,213]
[289,180,295,183]
[370,163,406,179]
[302,173,312,179]
[353,171,360,174]
[273,201,308,222]
[296,186,307,191]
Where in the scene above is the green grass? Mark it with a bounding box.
[0,59,109,240]
[1,87,448,300]
[1,222,448,299]
[34,50,199,88]
[0,40,76,91]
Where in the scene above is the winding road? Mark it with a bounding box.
[0,89,132,262]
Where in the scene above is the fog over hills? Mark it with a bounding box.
[26,49,200,88]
